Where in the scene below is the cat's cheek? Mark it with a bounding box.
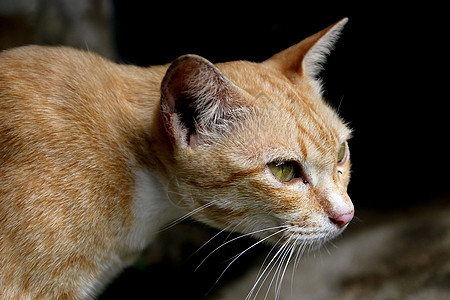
[337,161,352,187]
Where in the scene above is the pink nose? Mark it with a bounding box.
[329,211,354,228]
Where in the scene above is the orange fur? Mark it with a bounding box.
[0,19,352,298]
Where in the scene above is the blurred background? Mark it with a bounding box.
[1,1,448,299]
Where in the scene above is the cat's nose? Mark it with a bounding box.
[329,210,354,228]
[326,192,354,228]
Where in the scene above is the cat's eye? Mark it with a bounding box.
[337,141,348,165]
[268,161,303,183]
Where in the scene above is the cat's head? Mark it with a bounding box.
[160,18,353,247]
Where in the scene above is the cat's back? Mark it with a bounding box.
[0,46,117,134]
[0,45,164,142]
[0,45,127,123]
[0,45,161,162]
[0,45,136,193]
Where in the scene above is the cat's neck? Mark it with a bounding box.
[126,168,183,250]
[112,64,186,249]
[117,64,176,180]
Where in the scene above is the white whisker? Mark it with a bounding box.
[195,225,288,272]
[247,235,285,300]
[263,239,292,300]
[187,223,234,260]
[276,240,296,300]
[190,218,248,260]
[161,199,219,231]
[266,237,294,300]
[293,240,307,269]
[222,219,247,242]
[328,240,338,249]
[337,95,345,113]
[212,227,290,286]
[247,237,291,300]
[255,235,285,281]
[290,239,308,299]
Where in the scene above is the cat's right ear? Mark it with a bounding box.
[160,55,245,148]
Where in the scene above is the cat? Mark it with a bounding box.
[0,18,352,299]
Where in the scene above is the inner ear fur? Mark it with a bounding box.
[160,54,245,147]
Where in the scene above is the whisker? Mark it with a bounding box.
[251,233,309,300]
[187,223,234,261]
[290,237,305,300]
[337,95,345,113]
[272,241,290,298]
[296,240,308,269]
[263,238,293,300]
[291,239,308,292]
[276,240,296,300]
[328,240,339,249]
[255,235,284,280]
[195,225,288,272]
[222,219,247,242]
[189,218,247,261]
[248,238,292,300]
[307,241,316,256]
[352,215,363,224]
[161,199,219,231]
[267,236,295,300]
[212,227,290,287]
[246,235,285,300]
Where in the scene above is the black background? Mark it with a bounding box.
[114,1,448,209]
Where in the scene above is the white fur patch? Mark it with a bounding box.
[125,169,183,252]
[87,170,184,298]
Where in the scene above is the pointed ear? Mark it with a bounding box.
[264,18,348,80]
[160,55,245,147]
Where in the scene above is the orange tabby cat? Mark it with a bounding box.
[0,18,353,298]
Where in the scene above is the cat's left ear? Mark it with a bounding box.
[160,55,246,148]
[264,18,348,81]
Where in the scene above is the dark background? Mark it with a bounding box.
[113,2,448,209]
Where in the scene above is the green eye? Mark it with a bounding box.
[268,161,296,182]
[337,142,347,164]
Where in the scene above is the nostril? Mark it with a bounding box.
[329,217,345,228]
[329,211,354,228]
